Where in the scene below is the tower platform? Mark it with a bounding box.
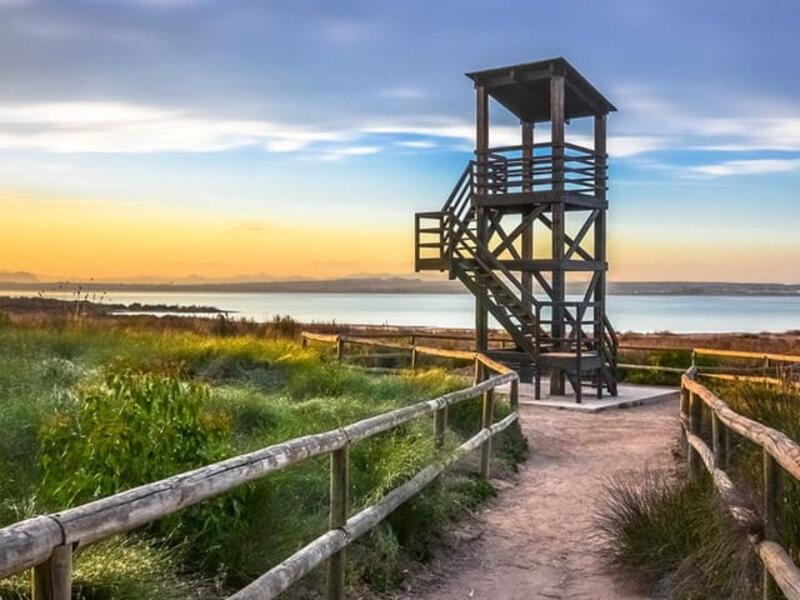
[500,378,679,413]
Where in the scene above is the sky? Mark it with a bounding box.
[1,0,799,283]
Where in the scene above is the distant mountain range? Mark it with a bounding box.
[0,277,799,296]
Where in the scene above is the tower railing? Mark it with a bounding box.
[476,142,607,197]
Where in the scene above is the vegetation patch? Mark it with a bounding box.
[0,319,526,597]
[597,468,758,598]
[599,380,800,598]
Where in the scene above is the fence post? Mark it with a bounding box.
[474,357,484,386]
[711,411,727,469]
[410,347,418,372]
[480,387,494,478]
[434,405,447,449]
[688,391,702,476]
[336,336,344,362]
[680,383,690,451]
[32,545,72,600]
[327,446,349,600]
[763,449,783,600]
[510,377,519,412]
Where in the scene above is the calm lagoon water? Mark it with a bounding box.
[6,290,800,334]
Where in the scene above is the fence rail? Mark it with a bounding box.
[0,333,519,600]
[306,331,800,386]
[680,367,800,598]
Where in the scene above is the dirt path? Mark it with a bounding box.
[399,399,678,600]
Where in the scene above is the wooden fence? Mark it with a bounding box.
[309,330,800,392]
[620,346,800,384]
[0,334,519,600]
[680,366,800,599]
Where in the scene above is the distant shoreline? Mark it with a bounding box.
[1,279,799,296]
[0,296,229,316]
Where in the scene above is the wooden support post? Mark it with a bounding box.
[550,74,566,396]
[521,121,534,317]
[575,309,583,404]
[712,411,727,469]
[474,83,489,353]
[32,545,72,600]
[410,347,418,372]
[593,115,608,398]
[336,336,344,362]
[327,447,349,600]
[763,450,783,600]
[480,388,494,478]
[688,392,702,476]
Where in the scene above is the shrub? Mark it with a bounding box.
[0,321,526,596]
[38,370,233,508]
[597,468,758,598]
[0,536,215,600]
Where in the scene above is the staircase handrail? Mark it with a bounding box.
[441,163,473,213]
[446,213,548,348]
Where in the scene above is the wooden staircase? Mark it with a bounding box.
[415,162,618,401]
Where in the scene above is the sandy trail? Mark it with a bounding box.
[399,399,678,600]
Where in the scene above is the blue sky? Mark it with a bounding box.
[1,0,799,282]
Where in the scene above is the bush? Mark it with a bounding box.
[39,370,233,507]
[597,468,758,598]
[0,536,215,600]
[0,321,527,596]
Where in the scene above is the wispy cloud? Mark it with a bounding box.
[0,101,349,154]
[0,101,666,158]
[2,95,783,162]
[380,87,427,99]
[690,118,800,152]
[395,140,436,149]
[614,87,800,153]
[319,145,381,161]
[688,158,800,177]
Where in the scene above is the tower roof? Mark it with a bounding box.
[466,57,616,123]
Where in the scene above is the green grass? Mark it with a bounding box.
[617,348,691,386]
[597,469,759,598]
[0,319,526,597]
[598,379,800,598]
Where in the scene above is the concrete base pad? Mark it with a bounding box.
[500,377,679,413]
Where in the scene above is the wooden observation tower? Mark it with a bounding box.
[415,57,619,401]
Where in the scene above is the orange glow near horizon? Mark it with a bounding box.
[1,189,798,283]
[0,190,411,281]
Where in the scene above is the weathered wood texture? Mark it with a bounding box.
[683,375,800,481]
[327,446,349,600]
[694,348,800,364]
[0,332,518,600]
[680,368,800,599]
[231,413,518,600]
[31,545,71,600]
